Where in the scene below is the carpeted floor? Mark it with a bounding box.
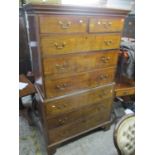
[19,114,118,155]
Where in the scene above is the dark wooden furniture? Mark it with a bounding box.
[19,74,36,98]
[24,4,129,154]
[115,78,135,97]
[123,13,135,38]
[115,83,135,97]
[19,74,36,124]
[115,48,135,97]
[19,7,31,74]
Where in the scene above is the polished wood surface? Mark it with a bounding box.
[115,82,135,97]
[19,74,36,125]
[44,67,115,98]
[24,4,129,16]
[47,97,113,129]
[43,50,119,76]
[19,74,36,97]
[39,15,125,34]
[40,34,121,56]
[48,108,111,143]
[123,14,135,38]
[45,84,114,117]
[25,4,129,155]
[89,16,124,33]
[39,15,87,33]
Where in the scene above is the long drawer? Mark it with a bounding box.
[47,97,113,129]
[48,106,111,144]
[44,67,115,98]
[43,50,119,76]
[45,83,114,118]
[40,34,121,56]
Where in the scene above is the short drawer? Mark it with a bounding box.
[89,17,124,33]
[47,97,113,129]
[45,83,114,117]
[44,67,115,98]
[39,15,87,33]
[43,50,119,76]
[40,34,121,56]
[48,107,111,144]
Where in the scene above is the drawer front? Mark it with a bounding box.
[45,83,114,117]
[115,87,135,97]
[40,34,121,56]
[47,97,113,129]
[43,50,119,76]
[89,17,124,33]
[44,67,115,98]
[39,15,87,33]
[48,107,111,143]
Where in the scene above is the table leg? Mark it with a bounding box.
[19,96,34,126]
[19,97,24,110]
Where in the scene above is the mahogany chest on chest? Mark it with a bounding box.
[24,4,128,154]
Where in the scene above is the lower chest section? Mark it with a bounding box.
[38,83,114,144]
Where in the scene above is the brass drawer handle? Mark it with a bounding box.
[97,105,106,111]
[103,91,107,96]
[103,21,112,29]
[97,107,101,111]
[54,42,66,49]
[55,62,68,70]
[55,64,65,70]
[59,117,68,125]
[99,91,107,98]
[56,85,65,90]
[99,74,108,80]
[101,56,110,63]
[104,40,113,46]
[56,83,70,90]
[82,119,87,123]
[108,22,112,26]
[58,20,71,29]
[123,92,128,95]
[59,120,65,125]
